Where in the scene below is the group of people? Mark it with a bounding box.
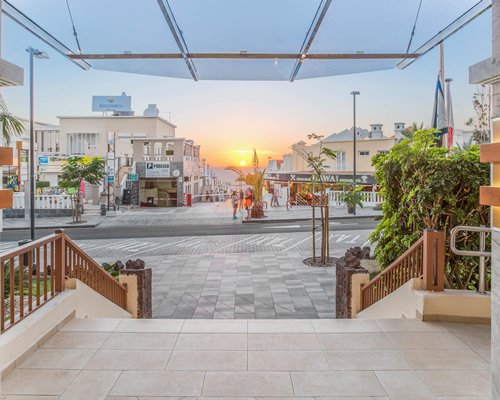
[231,187,254,220]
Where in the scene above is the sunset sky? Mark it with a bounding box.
[2,5,492,168]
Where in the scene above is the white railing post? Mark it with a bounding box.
[328,190,384,207]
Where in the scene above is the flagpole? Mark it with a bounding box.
[445,78,454,148]
[440,42,446,147]
[439,42,445,84]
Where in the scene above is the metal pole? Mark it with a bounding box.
[352,92,357,216]
[107,140,110,211]
[29,48,35,241]
[479,228,486,294]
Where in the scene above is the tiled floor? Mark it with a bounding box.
[0,318,491,399]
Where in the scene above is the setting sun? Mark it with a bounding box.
[239,160,246,166]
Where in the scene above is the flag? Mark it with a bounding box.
[431,73,448,146]
[445,78,454,148]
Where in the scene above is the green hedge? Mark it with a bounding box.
[370,129,490,290]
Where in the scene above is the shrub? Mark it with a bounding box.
[370,129,490,290]
[36,180,50,189]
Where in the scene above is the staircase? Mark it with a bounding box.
[0,317,491,398]
[360,230,445,312]
[1,230,128,334]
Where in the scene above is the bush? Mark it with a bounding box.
[370,129,490,290]
[36,180,50,188]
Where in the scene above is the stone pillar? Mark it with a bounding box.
[119,259,152,318]
[336,247,371,318]
[469,1,500,396]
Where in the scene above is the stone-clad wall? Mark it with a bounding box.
[336,247,370,318]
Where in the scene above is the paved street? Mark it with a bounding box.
[82,230,370,319]
[0,203,375,319]
[1,229,372,319]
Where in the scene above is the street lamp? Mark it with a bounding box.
[26,47,49,241]
[350,91,360,216]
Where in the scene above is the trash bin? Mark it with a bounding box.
[187,194,192,207]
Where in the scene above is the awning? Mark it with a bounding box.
[4,0,491,81]
[265,172,377,185]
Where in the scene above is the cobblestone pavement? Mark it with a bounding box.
[0,230,372,319]
[80,231,371,319]
[131,251,337,319]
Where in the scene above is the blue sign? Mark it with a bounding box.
[129,173,138,181]
[107,175,115,183]
[92,94,132,112]
[38,156,49,165]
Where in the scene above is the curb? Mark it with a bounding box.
[3,223,100,231]
[241,214,381,224]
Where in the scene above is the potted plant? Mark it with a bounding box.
[339,183,364,214]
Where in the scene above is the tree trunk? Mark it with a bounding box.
[74,192,81,222]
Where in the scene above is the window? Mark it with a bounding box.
[154,142,162,155]
[359,151,370,156]
[68,133,98,155]
[336,151,346,170]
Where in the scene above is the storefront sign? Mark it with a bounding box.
[145,161,170,177]
[129,173,138,181]
[38,156,49,165]
[265,172,376,185]
[92,95,131,112]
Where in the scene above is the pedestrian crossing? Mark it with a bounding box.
[0,230,372,259]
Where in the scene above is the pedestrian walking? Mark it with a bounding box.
[271,191,280,207]
[239,189,244,210]
[231,191,239,220]
[244,187,254,220]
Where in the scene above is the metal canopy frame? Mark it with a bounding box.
[3,0,491,81]
[3,0,90,70]
[397,0,492,69]
[68,53,420,60]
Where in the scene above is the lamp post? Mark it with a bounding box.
[350,91,360,216]
[26,47,49,241]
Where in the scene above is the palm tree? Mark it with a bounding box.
[226,149,266,218]
[0,96,24,144]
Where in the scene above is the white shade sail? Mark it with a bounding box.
[4,0,491,81]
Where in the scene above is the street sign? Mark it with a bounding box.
[129,173,138,181]
[38,156,49,165]
[107,175,115,184]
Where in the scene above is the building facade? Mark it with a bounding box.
[130,137,207,207]
[267,122,401,186]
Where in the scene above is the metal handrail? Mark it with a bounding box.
[449,225,491,293]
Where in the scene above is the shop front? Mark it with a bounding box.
[136,161,184,207]
[264,172,378,205]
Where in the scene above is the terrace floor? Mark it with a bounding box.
[0,317,491,399]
